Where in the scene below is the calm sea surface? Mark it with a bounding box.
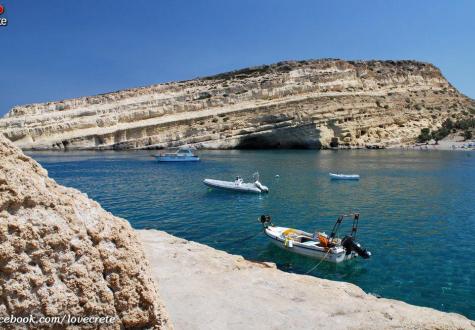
[29,149,475,319]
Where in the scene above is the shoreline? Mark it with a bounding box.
[138,229,475,329]
[387,140,475,151]
[21,144,475,152]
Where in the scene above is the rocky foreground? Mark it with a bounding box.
[139,230,474,330]
[1,59,474,150]
[0,135,171,329]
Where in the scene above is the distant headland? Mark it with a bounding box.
[1,59,474,150]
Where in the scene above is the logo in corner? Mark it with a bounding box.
[0,4,7,26]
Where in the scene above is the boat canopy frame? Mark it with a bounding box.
[328,212,360,243]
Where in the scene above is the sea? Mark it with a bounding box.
[28,149,475,319]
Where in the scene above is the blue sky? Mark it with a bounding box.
[0,0,474,116]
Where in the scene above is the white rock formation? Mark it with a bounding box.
[1,60,473,150]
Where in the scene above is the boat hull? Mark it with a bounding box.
[203,179,267,193]
[264,227,356,263]
[156,156,200,162]
[329,173,360,180]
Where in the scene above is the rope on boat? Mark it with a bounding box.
[305,248,332,274]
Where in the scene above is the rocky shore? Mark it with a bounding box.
[0,135,172,329]
[1,132,474,329]
[139,230,474,330]
[1,59,474,150]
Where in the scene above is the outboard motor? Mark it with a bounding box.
[341,236,371,259]
[254,181,269,193]
[259,215,272,227]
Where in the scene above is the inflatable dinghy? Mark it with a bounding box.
[204,173,269,194]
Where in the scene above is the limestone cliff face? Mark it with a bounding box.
[1,59,473,150]
[0,135,172,328]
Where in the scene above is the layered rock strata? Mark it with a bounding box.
[0,135,172,329]
[1,59,474,150]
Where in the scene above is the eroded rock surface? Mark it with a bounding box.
[139,229,475,330]
[0,135,172,329]
[1,59,474,150]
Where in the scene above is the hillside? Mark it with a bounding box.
[1,59,474,150]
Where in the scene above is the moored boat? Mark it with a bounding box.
[259,213,371,263]
[329,173,360,180]
[156,147,200,162]
[204,173,269,194]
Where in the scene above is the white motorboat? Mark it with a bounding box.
[329,173,360,180]
[204,173,269,194]
[156,147,200,162]
[259,213,371,263]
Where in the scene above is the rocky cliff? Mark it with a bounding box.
[0,135,172,329]
[1,59,474,150]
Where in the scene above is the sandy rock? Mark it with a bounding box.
[1,60,473,150]
[138,229,475,330]
[0,135,172,329]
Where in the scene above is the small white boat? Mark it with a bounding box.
[329,173,360,180]
[156,147,200,162]
[204,173,269,194]
[259,213,371,263]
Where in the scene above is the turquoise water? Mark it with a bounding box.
[29,150,475,319]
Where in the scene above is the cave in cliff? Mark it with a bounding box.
[236,125,322,149]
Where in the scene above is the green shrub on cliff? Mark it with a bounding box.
[430,119,453,142]
[463,130,473,141]
[442,118,453,130]
[454,118,475,130]
[417,118,475,143]
[417,128,431,143]
[432,127,450,142]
